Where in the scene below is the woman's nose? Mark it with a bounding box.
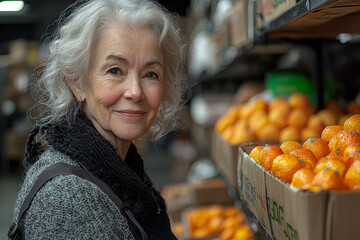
[123,74,144,102]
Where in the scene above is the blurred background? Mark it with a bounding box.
[1,0,360,239]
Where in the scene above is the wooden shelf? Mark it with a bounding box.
[265,0,360,39]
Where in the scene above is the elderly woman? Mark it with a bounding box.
[9,0,189,239]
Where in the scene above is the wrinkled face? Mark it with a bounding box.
[72,25,164,143]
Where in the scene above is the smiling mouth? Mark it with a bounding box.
[116,110,145,118]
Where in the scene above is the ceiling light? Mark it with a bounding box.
[0,0,24,12]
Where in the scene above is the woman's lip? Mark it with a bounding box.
[116,110,145,118]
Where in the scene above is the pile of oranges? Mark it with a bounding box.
[215,92,360,145]
[186,205,253,240]
[249,114,360,191]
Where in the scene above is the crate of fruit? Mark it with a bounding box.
[181,204,254,240]
[237,114,360,240]
[213,92,360,190]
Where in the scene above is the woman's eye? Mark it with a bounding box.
[108,67,121,75]
[145,71,159,79]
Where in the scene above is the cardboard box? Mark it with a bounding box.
[229,0,249,48]
[258,0,298,22]
[211,130,267,189]
[288,0,360,28]
[237,142,360,240]
[212,130,239,188]
[162,183,193,222]
[237,142,272,233]
[189,178,234,205]
[162,179,234,223]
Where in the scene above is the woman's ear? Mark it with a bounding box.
[66,78,86,102]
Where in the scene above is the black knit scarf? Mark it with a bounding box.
[24,109,160,219]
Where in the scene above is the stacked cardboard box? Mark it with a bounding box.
[212,132,360,240]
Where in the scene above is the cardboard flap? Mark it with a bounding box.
[265,171,327,240]
[212,131,239,188]
[325,191,360,240]
[238,143,271,233]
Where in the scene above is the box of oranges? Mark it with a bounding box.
[237,114,360,240]
[213,92,360,192]
[181,204,254,240]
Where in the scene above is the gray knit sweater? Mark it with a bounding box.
[12,148,135,239]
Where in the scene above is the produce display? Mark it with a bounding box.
[215,92,360,145]
[185,205,253,240]
[249,114,360,191]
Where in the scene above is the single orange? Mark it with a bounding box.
[314,159,346,176]
[288,108,310,128]
[291,168,315,189]
[288,92,310,109]
[222,215,243,230]
[271,154,306,183]
[248,110,268,134]
[252,97,268,112]
[222,125,234,142]
[279,126,302,142]
[303,138,331,161]
[307,115,326,134]
[192,228,212,238]
[268,107,290,129]
[323,151,343,162]
[257,123,281,143]
[233,225,254,240]
[188,209,207,232]
[208,216,224,234]
[215,107,238,133]
[238,102,254,120]
[344,160,360,191]
[321,125,343,143]
[290,148,317,169]
[249,146,264,162]
[328,131,342,152]
[301,127,321,142]
[343,114,360,133]
[345,151,360,169]
[269,97,290,113]
[248,110,267,128]
[334,131,360,158]
[311,168,343,190]
[343,144,360,163]
[258,145,284,171]
[230,122,255,145]
[280,140,302,154]
[206,205,224,218]
[223,206,241,219]
[316,109,338,126]
[219,227,235,240]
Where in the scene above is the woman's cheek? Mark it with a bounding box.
[95,83,120,106]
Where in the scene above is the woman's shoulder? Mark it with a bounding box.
[16,148,80,201]
[13,149,135,239]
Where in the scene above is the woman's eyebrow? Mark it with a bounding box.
[107,54,163,68]
[107,54,129,64]
[145,61,163,68]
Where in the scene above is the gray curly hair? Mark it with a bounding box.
[34,0,190,141]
